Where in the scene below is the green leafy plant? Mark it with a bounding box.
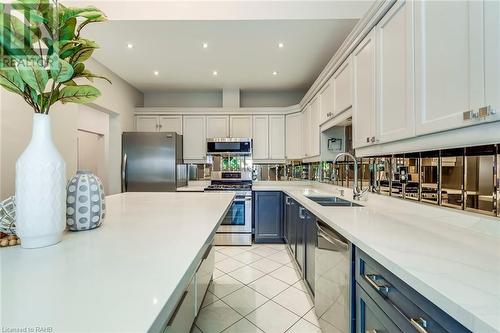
[0,0,110,114]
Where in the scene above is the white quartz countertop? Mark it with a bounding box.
[253,182,500,333]
[177,181,210,192]
[1,192,234,333]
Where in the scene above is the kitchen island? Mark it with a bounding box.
[1,192,234,333]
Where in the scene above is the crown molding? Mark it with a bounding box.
[135,105,301,116]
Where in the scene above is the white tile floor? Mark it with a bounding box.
[193,243,323,333]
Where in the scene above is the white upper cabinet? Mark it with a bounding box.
[230,116,253,138]
[206,116,229,138]
[269,115,285,159]
[183,116,207,161]
[352,29,377,149]
[135,116,159,132]
[376,0,414,143]
[309,97,321,157]
[319,77,334,123]
[302,105,311,157]
[159,116,183,134]
[484,0,499,120]
[252,115,269,160]
[286,112,303,160]
[414,0,485,135]
[333,56,353,116]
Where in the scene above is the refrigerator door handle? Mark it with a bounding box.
[121,153,128,192]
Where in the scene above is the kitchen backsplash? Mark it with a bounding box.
[320,144,499,218]
[188,143,499,218]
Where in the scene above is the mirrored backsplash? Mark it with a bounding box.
[188,143,499,218]
[319,144,499,218]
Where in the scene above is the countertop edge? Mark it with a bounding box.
[148,192,235,333]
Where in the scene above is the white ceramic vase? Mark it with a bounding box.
[15,113,66,249]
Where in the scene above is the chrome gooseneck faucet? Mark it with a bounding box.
[333,152,369,200]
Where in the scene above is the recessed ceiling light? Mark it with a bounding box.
[202,42,208,49]
[127,43,134,49]
[278,42,284,48]
[272,71,278,76]
[153,71,159,76]
[212,70,218,76]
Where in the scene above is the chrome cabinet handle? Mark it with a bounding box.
[121,153,128,192]
[317,227,349,251]
[366,137,370,143]
[364,274,430,333]
[371,136,376,143]
[363,274,390,293]
[285,197,291,205]
[410,317,429,333]
[299,207,306,219]
[316,221,348,247]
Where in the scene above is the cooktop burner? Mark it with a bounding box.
[205,184,252,191]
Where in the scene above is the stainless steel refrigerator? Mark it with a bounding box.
[122,132,187,192]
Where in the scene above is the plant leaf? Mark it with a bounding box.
[61,6,103,21]
[79,70,111,84]
[30,87,38,104]
[50,53,74,82]
[71,47,93,63]
[58,85,100,103]
[75,16,106,37]
[0,24,37,57]
[0,67,25,94]
[73,62,85,75]
[18,61,48,93]
[59,17,76,41]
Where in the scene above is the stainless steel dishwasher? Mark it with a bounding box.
[315,220,351,333]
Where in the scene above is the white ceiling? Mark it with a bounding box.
[80,0,374,93]
[87,19,359,92]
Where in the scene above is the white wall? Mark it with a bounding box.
[77,105,110,192]
[144,91,223,107]
[143,90,305,108]
[240,90,305,107]
[0,59,143,199]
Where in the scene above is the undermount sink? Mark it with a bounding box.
[305,196,363,207]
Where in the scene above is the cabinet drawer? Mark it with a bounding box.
[356,283,402,333]
[355,249,470,333]
[164,277,195,333]
[195,244,215,314]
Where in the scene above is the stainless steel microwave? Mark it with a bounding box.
[206,138,252,155]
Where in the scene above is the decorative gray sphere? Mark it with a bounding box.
[66,170,106,231]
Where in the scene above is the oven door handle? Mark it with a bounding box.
[234,197,252,202]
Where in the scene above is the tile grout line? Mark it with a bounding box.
[199,244,320,333]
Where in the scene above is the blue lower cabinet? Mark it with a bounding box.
[356,283,402,333]
[253,191,283,243]
[355,248,471,333]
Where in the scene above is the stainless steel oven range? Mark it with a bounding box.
[204,171,252,246]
